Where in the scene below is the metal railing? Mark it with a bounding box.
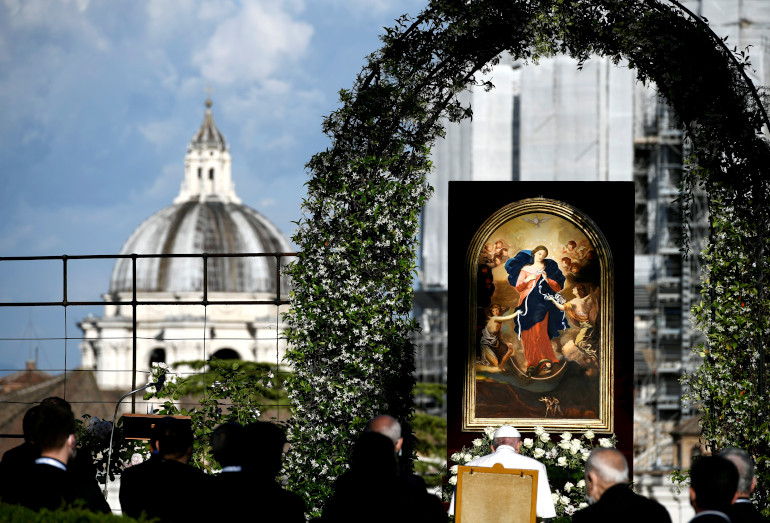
[0,252,296,444]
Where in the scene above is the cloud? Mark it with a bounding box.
[0,223,34,252]
[193,1,313,85]
[315,0,423,17]
[138,120,179,149]
[145,163,182,199]
[4,0,109,51]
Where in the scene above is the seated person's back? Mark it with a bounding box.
[120,417,210,522]
[209,421,305,522]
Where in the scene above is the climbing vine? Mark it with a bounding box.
[282,0,770,516]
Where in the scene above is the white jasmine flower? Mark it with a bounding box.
[558,440,571,449]
[577,479,586,488]
[534,448,545,459]
[484,426,497,438]
[472,439,483,447]
[560,495,570,505]
[584,430,595,440]
[450,465,459,475]
[564,482,574,492]
[557,456,568,467]
[560,431,572,441]
[464,453,473,462]
[450,452,462,462]
[534,426,545,436]
[523,438,534,448]
[539,432,550,443]
[448,476,457,486]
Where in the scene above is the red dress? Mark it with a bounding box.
[515,267,560,367]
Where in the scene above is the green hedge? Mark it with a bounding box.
[0,502,154,522]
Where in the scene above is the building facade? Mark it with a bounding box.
[79,100,291,392]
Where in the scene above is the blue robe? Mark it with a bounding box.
[504,250,568,340]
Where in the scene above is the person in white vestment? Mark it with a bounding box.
[449,425,557,520]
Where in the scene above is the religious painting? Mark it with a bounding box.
[462,197,614,432]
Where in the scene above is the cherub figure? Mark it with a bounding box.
[479,304,521,371]
[547,284,599,358]
[539,396,562,417]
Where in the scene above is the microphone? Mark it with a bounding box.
[102,375,166,498]
[154,373,166,394]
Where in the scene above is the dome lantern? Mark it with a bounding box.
[175,98,240,204]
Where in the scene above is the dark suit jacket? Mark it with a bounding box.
[320,469,447,523]
[211,470,306,522]
[13,461,110,513]
[728,498,770,523]
[120,457,211,522]
[572,483,672,523]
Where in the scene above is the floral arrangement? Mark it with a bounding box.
[447,426,617,521]
[143,359,283,473]
[74,414,147,481]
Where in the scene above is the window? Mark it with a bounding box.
[211,348,240,361]
[149,348,166,366]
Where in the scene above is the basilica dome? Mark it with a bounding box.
[109,100,291,294]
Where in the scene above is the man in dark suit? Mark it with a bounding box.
[721,448,770,523]
[364,414,446,522]
[119,416,165,517]
[0,404,41,502]
[10,402,109,513]
[119,416,210,522]
[207,421,305,521]
[689,455,739,523]
[572,447,671,523]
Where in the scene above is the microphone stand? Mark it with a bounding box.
[102,376,164,498]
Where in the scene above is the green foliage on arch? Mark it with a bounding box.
[282,0,770,515]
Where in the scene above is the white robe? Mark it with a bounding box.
[449,444,557,519]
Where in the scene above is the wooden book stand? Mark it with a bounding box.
[455,463,538,523]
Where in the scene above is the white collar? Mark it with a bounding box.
[35,457,67,471]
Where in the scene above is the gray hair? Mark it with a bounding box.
[364,415,401,447]
[720,448,754,495]
[585,448,629,485]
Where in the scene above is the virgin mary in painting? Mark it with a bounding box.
[504,245,569,376]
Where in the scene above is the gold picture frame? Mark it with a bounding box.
[462,197,614,432]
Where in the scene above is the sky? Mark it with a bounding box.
[0,0,425,374]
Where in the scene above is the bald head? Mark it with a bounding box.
[720,448,755,497]
[364,415,402,452]
[585,448,629,503]
[586,448,629,484]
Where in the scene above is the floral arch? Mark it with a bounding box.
[283,0,770,513]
